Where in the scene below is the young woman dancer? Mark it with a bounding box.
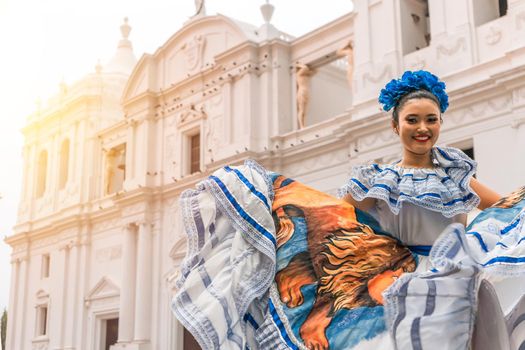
[173,70,525,350]
[341,70,501,261]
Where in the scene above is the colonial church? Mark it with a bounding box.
[5,0,525,349]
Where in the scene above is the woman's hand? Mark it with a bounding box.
[469,177,501,210]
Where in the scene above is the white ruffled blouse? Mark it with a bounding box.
[339,147,480,246]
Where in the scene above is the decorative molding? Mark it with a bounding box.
[485,26,502,46]
[176,104,207,128]
[95,245,122,262]
[84,276,120,308]
[121,202,147,217]
[35,289,50,301]
[285,148,348,176]
[32,233,67,250]
[92,218,121,233]
[511,116,525,128]
[181,35,206,72]
[362,65,392,86]
[408,55,426,70]
[512,86,525,106]
[446,93,512,128]
[31,338,49,350]
[516,11,525,30]
[437,37,466,58]
[487,94,512,112]
[358,128,396,151]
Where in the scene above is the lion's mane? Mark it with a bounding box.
[318,224,416,313]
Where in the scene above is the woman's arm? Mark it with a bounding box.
[470,177,501,210]
[342,193,376,211]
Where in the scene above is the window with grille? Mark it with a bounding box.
[41,254,50,279]
[190,133,200,174]
[36,305,48,336]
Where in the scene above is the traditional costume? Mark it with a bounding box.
[171,71,525,349]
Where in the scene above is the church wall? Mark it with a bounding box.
[8,4,525,350]
[231,74,250,144]
[517,123,525,183]
[474,125,523,193]
[307,64,351,126]
[89,230,123,287]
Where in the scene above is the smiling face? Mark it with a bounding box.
[393,97,442,167]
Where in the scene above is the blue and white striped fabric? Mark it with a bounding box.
[384,192,525,350]
[339,147,479,218]
[173,159,525,350]
[172,160,276,349]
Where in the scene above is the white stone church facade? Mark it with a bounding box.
[5,0,525,349]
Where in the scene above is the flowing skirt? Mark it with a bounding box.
[171,161,525,350]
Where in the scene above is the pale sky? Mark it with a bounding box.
[0,0,354,311]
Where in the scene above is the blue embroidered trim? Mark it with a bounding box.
[269,299,299,350]
[243,313,259,330]
[225,165,271,211]
[209,175,276,246]
[483,256,525,266]
[501,215,522,235]
[442,193,475,206]
[408,245,432,256]
[351,178,472,206]
[245,159,275,202]
[466,232,489,253]
[339,147,480,217]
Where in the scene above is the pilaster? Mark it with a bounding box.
[134,222,153,343]
[117,223,137,343]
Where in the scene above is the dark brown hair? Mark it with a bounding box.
[392,89,441,124]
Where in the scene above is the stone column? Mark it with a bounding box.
[134,222,153,342]
[16,256,29,349]
[5,258,20,350]
[117,224,137,343]
[75,235,91,350]
[63,241,79,349]
[49,244,69,349]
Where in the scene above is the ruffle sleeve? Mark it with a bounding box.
[338,146,480,218]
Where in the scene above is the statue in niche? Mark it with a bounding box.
[295,63,315,129]
[336,41,354,89]
[105,147,126,195]
[105,148,117,195]
[194,0,206,16]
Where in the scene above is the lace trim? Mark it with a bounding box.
[199,163,276,320]
[338,147,480,218]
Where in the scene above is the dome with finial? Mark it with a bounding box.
[104,17,137,75]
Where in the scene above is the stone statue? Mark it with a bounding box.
[295,63,315,129]
[336,41,354,89]
[105,149,117,195]
[194,0,206,16]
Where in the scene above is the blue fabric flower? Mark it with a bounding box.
[378,70,449,113]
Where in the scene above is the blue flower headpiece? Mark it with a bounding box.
[378,70,449,113]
